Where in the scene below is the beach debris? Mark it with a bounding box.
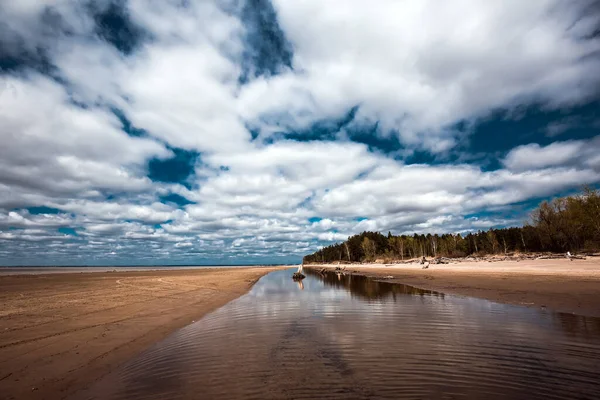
[293,265,306,280]
[565,251,586,260]
[292,272,306,280]
[419,256,431,268]
[305,251,591,266]
[382,275,395,279]
[537,254,569,260]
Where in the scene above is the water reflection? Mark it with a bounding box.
[79,268,600,400]
[552,312,600,339]
[307,269,443,301]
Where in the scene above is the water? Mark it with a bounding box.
[79,268,600,399]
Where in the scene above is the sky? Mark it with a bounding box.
[1,0,599,266]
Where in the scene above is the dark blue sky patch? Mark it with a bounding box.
[468,101,600,155]
[159,193,196,207]
[239,0,293,83]
[347,126,403,154]
[112,108,147,137]
[27,206,64,215]
[308,217,322,223]
[58,227,77,236]
[404,150,438,165]
[91,1,147,55]
[403,148,497,170]
[246,124,260,141]
[284,106,359,141]
[478,157,503,172]
[279,107,409,156]
[148,147,199,189]
[153,220,173,229]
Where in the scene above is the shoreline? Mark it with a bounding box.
[0,266,283,400]
[306,258,600,318]
[0,265,289,276]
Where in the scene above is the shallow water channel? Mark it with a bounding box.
[80,268,600,399]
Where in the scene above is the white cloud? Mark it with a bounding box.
[237,0,600,152]
[1,0,600,264]
[0,74,170,200]
[503,137,600,172]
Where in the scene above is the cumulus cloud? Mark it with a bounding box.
[244,0,600,151]
[1,0,599,265]
[503,137,600,171]
[0,74,170,202]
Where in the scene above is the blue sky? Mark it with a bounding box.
[0,0,599,265]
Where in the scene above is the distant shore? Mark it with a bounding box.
[307,257,600,318]
[0,266,283,400]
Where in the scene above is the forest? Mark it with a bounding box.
[303,187,600,264]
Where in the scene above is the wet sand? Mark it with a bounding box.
[0,267,281,400]
[307,258,600,317]
[78,269,600,400]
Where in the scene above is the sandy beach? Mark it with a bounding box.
[2,260,599,399]
[0,267,281,400]
[308,258,600,318]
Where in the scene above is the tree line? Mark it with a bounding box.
[303,187,600,264]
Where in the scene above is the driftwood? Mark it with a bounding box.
[306,251,589,267]
[536,255,566,260]
[292,272,305,280]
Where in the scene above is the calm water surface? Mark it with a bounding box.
[79,268,600,399]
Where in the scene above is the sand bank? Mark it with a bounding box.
[308,258,600,318]
[0,267,281,400]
